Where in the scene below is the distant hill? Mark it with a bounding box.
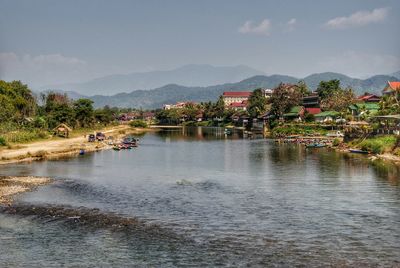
[41,64,265,96]
[391,71,400,79]
[80,73,398,109]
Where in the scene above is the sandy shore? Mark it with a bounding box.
[0,125,156,165]
[0,176,52,205]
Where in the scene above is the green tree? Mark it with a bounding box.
[0,94,15,122]
[317,79,341,100]
[247,88,267,118]
[73,99,95,127]
[270,83,302,117]
[296,80,309,96]
[212,96,225,119]
[320,87,355,112]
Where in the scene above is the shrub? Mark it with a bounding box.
[129,120,148,128]
[0,136,7,146]
[359,136,397,154]
[332,138,341,147]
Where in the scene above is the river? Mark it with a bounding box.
[1,127,399,267]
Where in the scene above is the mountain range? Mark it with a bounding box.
[41,64,265,96]
[40,64,399,109]
[84,72,398,109]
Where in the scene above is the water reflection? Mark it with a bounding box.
[0,127,399,266]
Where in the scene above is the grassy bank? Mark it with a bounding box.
[349,135,399,155]
[271,124,329,137]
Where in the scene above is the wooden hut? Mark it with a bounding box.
[53,123,72,138]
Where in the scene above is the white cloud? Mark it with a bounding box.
[0,52,89,87]
[238,19,271,36]
[324,7,389,29]
[317,51,400,78]
[286,18,297,31]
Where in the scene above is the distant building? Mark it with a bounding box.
[357,94,381,102]
[302,93,320,108]
[263,88,273,98]
[142,112,155,121]
[314,111,340,123]
[305,107,322,115]
[229,100,248,111]
[382,81,400,95]
[163,102,195,110]
[348,103,380,118]
[222,91,252,107]
[118,112,140,121]
[283,106,305,121]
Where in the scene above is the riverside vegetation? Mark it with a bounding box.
[0,80,140,147]
[1,79,400,162]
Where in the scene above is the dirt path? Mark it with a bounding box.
[0,125,150,165]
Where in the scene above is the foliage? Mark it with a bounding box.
[129,119,148,128]
[317,79,341,100]
[0,80,36,123]
[247,88,267,118]
[0,136,7,146]
[320,87,355,112]
[94,106,117,124]
[358,136,397,154]
[1,129,49,143]
[271,124,327,137]
[73,99,95,127]
[270,83,303,117]
[296,80,309,96]
[378,94,400,115]
[304,113,315,122]
[332,138,341,147]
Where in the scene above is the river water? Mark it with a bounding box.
[1,127,399,267]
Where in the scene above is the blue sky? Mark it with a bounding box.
[0,0,399,87]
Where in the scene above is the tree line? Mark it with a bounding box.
[0,80,120,131]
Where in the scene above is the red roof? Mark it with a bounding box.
[223,91,252,97]
[358,94,380,101]
[305,108,322,115]
[388,81,400,89]
[230,102,247,107]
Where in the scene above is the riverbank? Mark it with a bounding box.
[0,125,157,165]
[0,176,52,205]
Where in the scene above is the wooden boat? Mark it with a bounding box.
[306,143,326,148]
[122,136,138,147]
[349,149,369,154]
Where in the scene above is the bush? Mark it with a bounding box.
[332,138,341,147]
[1,129,50,143]
[0,136,7,146]
[359,136,397,154]
[129,120,148,128]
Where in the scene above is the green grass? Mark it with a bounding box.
[129,120,148,128]
[1,130,49,144]
[357,136,397,154]
[271,124,328,137]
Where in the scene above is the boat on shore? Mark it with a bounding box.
[306,143,326,148]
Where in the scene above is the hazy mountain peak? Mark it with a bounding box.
[41,64,265,96]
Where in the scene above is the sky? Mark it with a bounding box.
[0,0,399,87]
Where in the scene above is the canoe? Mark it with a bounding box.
[349,149,369,154]
[306,143,326,148]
